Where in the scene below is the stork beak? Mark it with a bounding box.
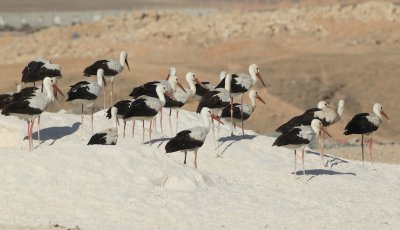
[381,110,390,120]
[320,126,332,138]
[256,72,266,87]
[103,76,107,88]
[256,95,266,104]
[177,82,187,93]
[52,84,65,99]
[125,59,130,71]
[211,114,224,125]
[194,78,207,88]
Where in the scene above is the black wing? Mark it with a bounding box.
[66,81,97,101]
[129,81,160,98]
[87,132,108,145]
[83,60,118,76]
[195,83,210,97]
[0,94,12,110]
[196,90,230,113]
[165,130,203,153]
[344,113,377,135]
[214,78,225,89]
[123,98,157,119]
[19,87,38,94]
[275,109,321,133]
[1,95,42,116]
[106,100,131,119]
[272,127,310,147]
[164,96,184,108]
[21,61,45,83]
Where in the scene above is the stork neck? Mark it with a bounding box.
[249,68,257,86]
[224,75,231,92]
[44,83,55,102]
[250,95,256,111]
[97,75,104,87]
[157,90,166,106]
[112,113,118,129]
[188,79,196,94]
[202,113,211,131]
[119,55,125,68]
[373,108,382,120]
[337,103,344,117]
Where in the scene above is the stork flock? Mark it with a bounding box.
[0,51,390,175]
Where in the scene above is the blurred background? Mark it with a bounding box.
[0,0,399,162]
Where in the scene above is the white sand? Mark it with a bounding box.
[0,109,399,230]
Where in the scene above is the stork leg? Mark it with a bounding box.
[169,109,172,136]
[110,77,114,106]
[183,151,187,164]
[142,120,145,144]
[160,108,163,135]
[176,110,179,134]
[230,96,234,136]
[37,115,41,144]
[91,106,94,134]
[240,94,244,135]
[103,87,106,113]
[368,135,374,165]
[301,146,306,176]
[27,120,32,151]
[216,121,221,158]
[29,118,36,151]
[319,131,325,166]
[194,149,198,169]
[361,134,365,166]
[149,120,152,145]
[123,120,126,138]
[294,149,297,176]
[211,119,217,150]
[80,104,84,140]
[132,121,135,139]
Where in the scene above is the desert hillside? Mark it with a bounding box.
[0,1,399,142]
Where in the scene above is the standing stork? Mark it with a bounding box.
[88,107,119,145]
[220,89,266,135]
[1,77,64,151]
[272,119,332,176]
[123,84,171,144]
[67,69,106,138]
[196,75,231,156]
[165,107,224,169]
[21,57,62,89]
[106,99,133,138]
[83,51,130,107]
[215,64,266,135]
[344,103,389,165]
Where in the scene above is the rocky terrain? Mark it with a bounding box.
[0,0,399,143]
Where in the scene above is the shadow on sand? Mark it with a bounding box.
[144,137,171,148]
[26,122,81,145]
[219,134,257,156]
[306,150,350,168]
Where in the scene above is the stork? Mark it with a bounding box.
[220,89,266,135]
[272,119,332,176]
[123,84,171,144]
[1,77,63,151]
[21,57,62,89]
[106,99,133,138]
[344,103,389,165]
[83,51,130,107]
[67,69,106,138]
[165,107,224,169]
[88,107,118,145]
[215,64,266,135]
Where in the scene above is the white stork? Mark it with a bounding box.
[88,107,119,145]
[344,103,389,165]
[67,68,106,138]
[106,99,133,138]
[272,119,332,176]
[220,89,266,135]
[83,51,130,107]
[123,84,171,144]
[1,77,63,151]
[21,57,62,90]
[165,107,224,169]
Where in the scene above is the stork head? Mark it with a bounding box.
[201,107,224,125]
[249,89,266,105]
[317,101,328,109]
[311,119,332,137]
[249,63,266,87]
[373,103,389,120]
[120,51,130,71]
[219,70,227,80]
[166,67,176,80]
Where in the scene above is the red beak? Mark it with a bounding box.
[381,110,390,120]
[321,126,332,138]
[177,82,187,93]
[52,84,65,99]
[125,60,130,71]
[164,91,175,100]
[195,78,207,88]
[211,114,224,125]
[256,95,266,104]
[256,72,266,87]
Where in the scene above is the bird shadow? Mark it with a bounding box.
[306,150,349,168]
[145,137,171,148]
[293,169,356,182]
[26,122,81,145]
[219,134,257,156]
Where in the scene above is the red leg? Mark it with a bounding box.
[302,146,306,176]
[184,151,187,164]
[149,120,152,145]
[91,106,94,134]
[230,96,234,136]
[176,110,179,134]
[294,149,297,176]
[369,135,373,165]
[142,120,145,144]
